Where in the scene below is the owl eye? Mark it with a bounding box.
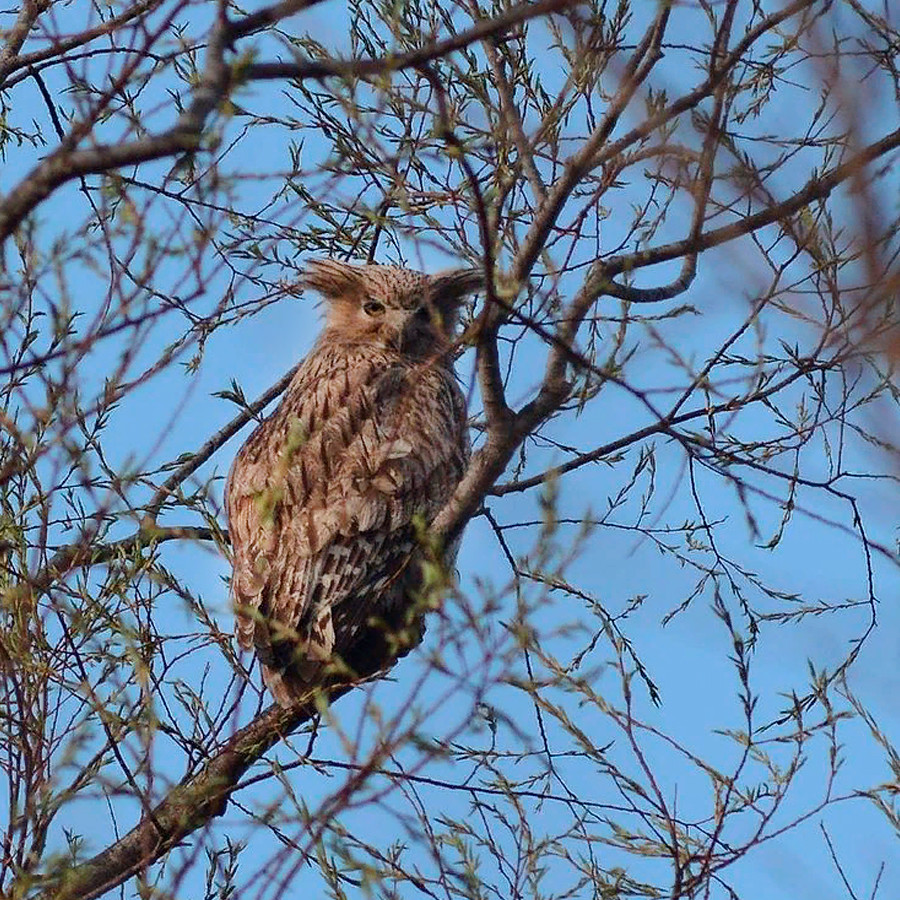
[363,300,385,317]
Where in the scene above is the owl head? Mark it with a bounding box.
[300,258,482,356]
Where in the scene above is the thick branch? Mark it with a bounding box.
[23,271,551,900]
[23,358,535,900]
[33,690,349,900]
[0,0,163,87]
[242,0,578,83]
[0,0,51,84]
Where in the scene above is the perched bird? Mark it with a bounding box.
[225,259,481,706]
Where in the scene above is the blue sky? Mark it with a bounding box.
[1,1,898,898]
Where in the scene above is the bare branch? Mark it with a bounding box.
[32,690,350,900]
[0,0,165,87]
[241,0,581,83]
[600,125,900,280]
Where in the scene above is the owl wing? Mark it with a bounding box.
[225,345,468,679]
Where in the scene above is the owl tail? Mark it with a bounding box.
[259,606,335,707]
[261,664,313,708]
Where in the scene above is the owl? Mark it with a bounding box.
[225,258,481,707]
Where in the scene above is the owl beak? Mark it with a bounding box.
[417,302,449,335]
[397,304,440,354]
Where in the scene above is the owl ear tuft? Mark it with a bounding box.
[429,268,483,309]
[300,259,365,301]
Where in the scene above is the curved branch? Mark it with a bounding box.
[241,0,578,84]
[0,0,164,87]
[33,690,349,900]
[0,0,51,85]
[0,0,578,246]
[599,125,900,281]
[0,11,228,242]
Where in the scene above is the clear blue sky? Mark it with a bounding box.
[3,1,897,897]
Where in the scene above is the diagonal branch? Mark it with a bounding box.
[145,364,299,520]
[242,0,579,84]
[0,0,51,84]
[505,125,900,448]
[31,689,349,900]
[597,125,900,281]
[511,4,671,289]
[0,0,578,245]
[0,0,164,87]
[0,5,229,243]
[512,0,817,294]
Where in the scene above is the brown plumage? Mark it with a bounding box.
[225,259,481,706]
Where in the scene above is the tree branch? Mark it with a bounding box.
[0,0,164,87]
[0,9,226,242]
[0,0,579,246]
[241,0,579,84]
[512,0,817,292]
[492,358,829,496]
[0,0,51,85]
[33,689,350,900]
[597,125,900,282]
[145,364,299,520]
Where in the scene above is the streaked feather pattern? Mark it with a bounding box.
[225,259,479,706]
